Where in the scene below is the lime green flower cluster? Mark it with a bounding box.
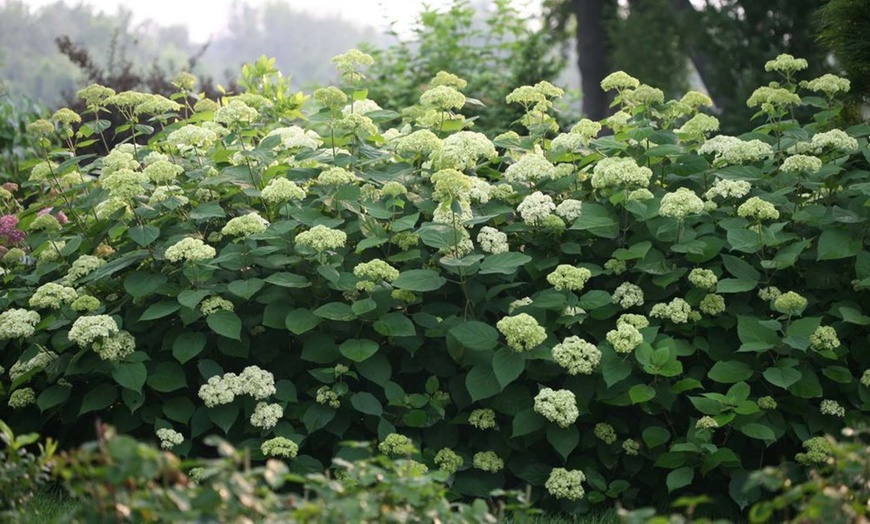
[809,326,840,352]
[795,436,831,465]
[135,95,182,116]
[101,168,149,199]
[332,49,374,84]
[758,286,782,302]
[431,169,473,201]
[9,350,57,381]
[820,399,845,417]
[688,268,718,291]
[781,154,822,174]
[504,153,556,185]
[379,433,416,456]
[705,178,751,200]
[167,124,219,151]
[477,226,509,254]
[354,259,400,292]
[696,416,719,429]
[747,85,802,112]
[811,129,859,154]
[420,85,466,111]
[92,329,136,361]
[221,212,269,237]
[605,258,627,275]
[765,53,808,75]
[261,437,299,459]
[316,386,340,408]
[618,314,649,330]
[547,265,592,292]
[156,428,184,449]
[295,225,348,253]
[545,468,586,500]
[861,370,870,388]
[164,237,216,263]
[29,282,77,309]
[606,323,644,354]
[534,388,579,428]
[468,409,496,429]
[77,83,115,107]
[71,295,101,313]
[612,282,644,308]
[200,296,234,315]
[250,402,283,429]
[316,167,360,186]
[675,113,720,140]
[803,74,850,97]
[758,396,777,410]
[429,131,496,171]
[214,100,258,125]
[650,298,696,324]
[143,160,184,184]
[517,191,556,225]
[8,388,36,409]
[552,336,601,375]
[600,71,639,92]
[622,439,640,455]
[700,294,726,315]
[738,196,780,221]
[594,423,617,444]
[395,129,443,158]
[624,84,664,107]
[497,313,547,352]
[472,451,504,472]
[773,291,808,316]
[660,187,704,219]
[434,447,463,474]
[591,157,652,190]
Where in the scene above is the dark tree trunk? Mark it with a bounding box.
[573,0,611,120]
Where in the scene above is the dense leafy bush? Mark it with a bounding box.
[0,48,868,516]
[0,419,57,517]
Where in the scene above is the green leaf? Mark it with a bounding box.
[763,367,802,389]
[37,385,70,412]
[708,360,755,383]
[264,272,310,288]
[178,289,211,310]
[79,384,117,415]
[314,302,356,322]
[124,272,167,298]
[112,362,147,392]
[163,397,196,424]
[285,308,321,335]
[578,290,613,310]
[465,365,501,402]
[450,321,499,351]
[479,252,532,275]
[570,203,619,238]
[303,403,335,433]
[629,384,656,404]
[190,202,225,220]
[601,349,633,387]
[173,332,207,364]
[228,279,264,300]
[351,298,377,316]
[667,467,694,492]
[738,423,775,441]
[147,362,187,393]
[512,408,545,437]
[208,404,239,434]
[716,279,757,293]
[547,425,580,461]
[492,348,525,388]
[129,225,160,247]
[301,335,339,364]
[207,310,242,340]
[350,392,383,416]
[373,313,416,337]
[139,301,180,322]
[417,223,458,249]
[642,426,670,448]
[612,241,652,261]
[721,254,761,281]
[737,316,780,352]
[783,317,821,350]
[817,228,860,260]
[339,339,379,362]
[393,269,446,292]
[822,366,853,384]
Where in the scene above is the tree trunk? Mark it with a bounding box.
[573,0,610,120]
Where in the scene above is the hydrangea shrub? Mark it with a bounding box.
[0,51,868,513]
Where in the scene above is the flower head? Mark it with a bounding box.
[29,283,77,309]
[262,437,299,459]
[594,423,617,444]
[552,336,601,375]
[221,212,269,237]
[764,53,808,74]
[738,197,779,221]
[379,433,415,456]
[164,237,216,263]
[8,388,36,409]
[534,388,579,428]
[659,187,704,219]
[650,298,694,324]
[546,468,586,500]
[68,315,118,348]
[819,399,845,417]
[295,225,348,253]
[504,153,556,185]
[472,451,503,472]
[261,177,305,203]
[547,265,592,292]
[796,436,831,465]
[700,294,726,315]
[250,402,283,429]
[477,226,509,254]
[606,323,644,353]
[517,191,556,225]
[773,291,808,316]
[469,408,496,430]
[156,428,184,449]
[781,154,822,174]
[612,282,644,308]
[601,71,639,91]
[497,313,547,352]
[434,447,463,474]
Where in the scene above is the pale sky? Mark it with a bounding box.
[22,0,538,42]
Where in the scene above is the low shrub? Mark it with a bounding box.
[0,49,867,516]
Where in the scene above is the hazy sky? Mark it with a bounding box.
[22,0,536,42]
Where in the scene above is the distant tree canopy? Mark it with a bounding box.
[0,0,377,108]
[544,0,837,131]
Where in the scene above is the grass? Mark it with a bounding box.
[15,489,78,524]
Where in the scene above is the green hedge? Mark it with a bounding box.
[0,50,868,514]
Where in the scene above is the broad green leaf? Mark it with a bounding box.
[708,360,754,383]
[479,252,532,275]
[190,202,225,220]
[716,279,757,293]
[208,404,239,434]
[601,349,633,387]
[301,334,339,364]
[112,362,147,392]
[37,385,70,412]
[817,228,860,260]
[721,254,761,281]
[393,269,446,292]
[512,408,545,437]
[738,423,775,441]
[449,321,499,351]
[737,316,780,352]
[79,383,117,415]
[570,203,619,238]
[314,302,356,322]
[356,354,392,387]
[286,308,321,335]
[373,312,416,337]
[763,367,802,389]
[147,362,187,393]
[667,467,694,492]
[822,366,852,384]
[178,289,211,309]
[642,426,670,448]
[207,310,242,340]
[350,392,383,416]
[140,301,180,321]
[578,290,612,310]
[492,348,525,388]
[124,272,167,298]
[339,339,379,362]
[129,225,160,247]
[783,317,821,350]
[228,279,264,300]
[303,403,335,433]
[351,298,377,316]
[163,397,196,424]
[465,365,501,402]
[612,241,652,261]
[547,425,579,461]
[264,272,310,288]
[173,332,207,364]
[629,384,656,404]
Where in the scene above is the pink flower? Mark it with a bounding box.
[37,207,53,216]
[1,183,17,193]
[56,211,69,225]
[0,214,25,246]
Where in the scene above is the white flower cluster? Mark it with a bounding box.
[504,153,556,185]
[517,191,556,225]
[737,196,780,221]
[164,237,216,263]
[295,225,348,253]
[650,298,696,324]
[534,388,579,428]
[659,187,704,219]
[555,199,583,222]
[68,315,118,347]
[546,468,586,500]
[149,185,189,206]
[221,212,269,237]
[688,268,718,291]
[591,157,652,189]
[265,126,321,150]
[262,437,298,458]
[29,283,78,309]
[214,100,258,125]
[250,402,284,429]
[612,282,644,308]
[477,226,509,254]
[156,428,184,449]
[469,177,493,203]
[429,131,497,171]
[472,451,504,472]
[700,294,726,315]
[496,313,547,352]
[261,178,305,203]
[700,136,772,164]
[167,124,218,151]
[468,408,496,429]
[395,129,443,158]
[198,366,276,408]
[803,74,850,97]
[547,265,592,292]
[93,330,136,361]
[675,113,720,140]
[9,350,57,381]
[811,129,859,154]
[200,296,234,315]
[606,323,644,353]
[552,336,601,375]
[316,167,360,186]
[704,179,751,200]
[780,154,822,174]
